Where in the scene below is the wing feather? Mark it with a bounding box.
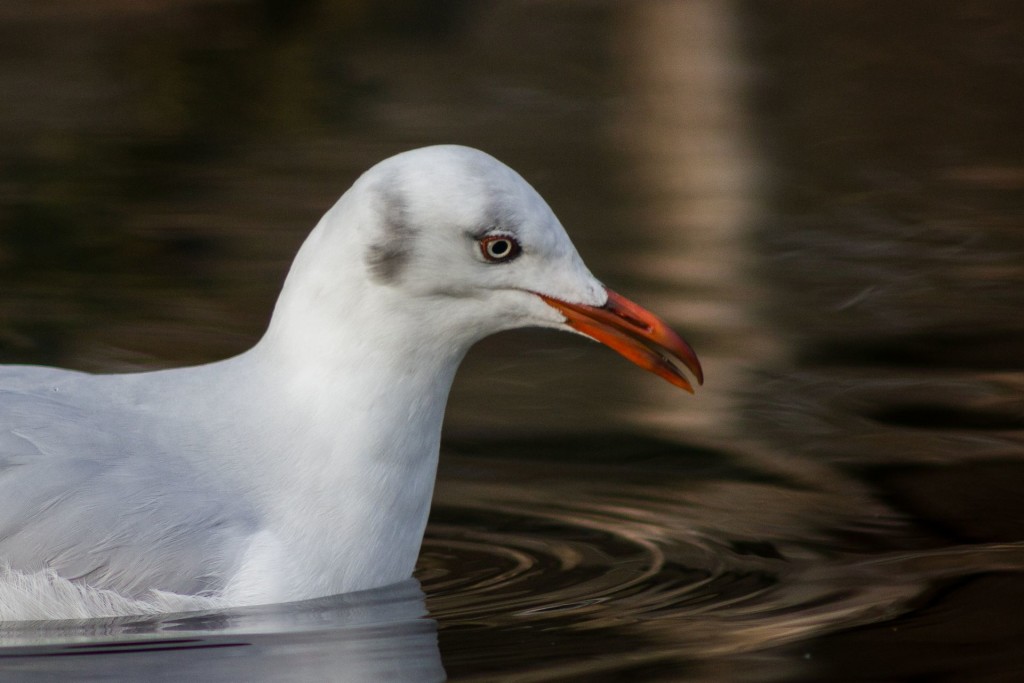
[0,366,257,599]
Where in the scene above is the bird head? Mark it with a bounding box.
[278,145,702,392]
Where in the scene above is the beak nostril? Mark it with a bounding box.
[626,315,651,332]
[601,301,652,333]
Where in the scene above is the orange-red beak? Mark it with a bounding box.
[538,288,704,393]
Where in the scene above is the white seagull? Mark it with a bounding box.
[0,145,701,621]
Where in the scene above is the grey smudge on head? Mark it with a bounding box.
[364,177,416,284]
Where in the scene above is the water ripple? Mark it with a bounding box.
[422,443,1024,677]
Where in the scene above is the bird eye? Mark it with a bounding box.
[479,235,521,263]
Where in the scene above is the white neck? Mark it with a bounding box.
[199,234,476,601]
[243,339,462,600]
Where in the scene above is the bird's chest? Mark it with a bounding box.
[242,407,442,600]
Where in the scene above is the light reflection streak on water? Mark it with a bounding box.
[611,0,780,443]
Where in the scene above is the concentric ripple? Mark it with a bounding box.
[419,438,1024,678]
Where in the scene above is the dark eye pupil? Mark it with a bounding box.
[480,236,519,262]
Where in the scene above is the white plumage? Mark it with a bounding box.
[0,146,700,620]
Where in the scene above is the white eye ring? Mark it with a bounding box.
[479,235,521,263]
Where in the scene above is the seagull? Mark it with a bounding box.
[0,145,701,621]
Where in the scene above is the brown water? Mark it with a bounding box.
[1,1,1023,680]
